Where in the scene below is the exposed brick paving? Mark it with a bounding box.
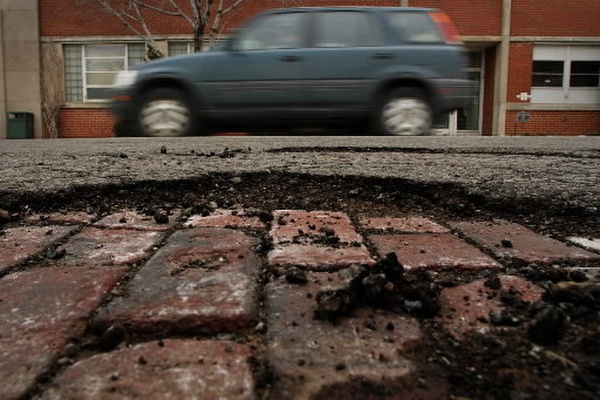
[267,272,423,399]
[0,266,125,399]
[0,225,77,273]
[450,220,600,265]
[25,211,95,225]
[369,233,503,271]
[270,210,363,244]
[94,228,260,335]
[184,208,266,229]
[95,209,181,231]
[0,209,598,399]
[57,227,163,266]
[39,340,255,400]
[360,216,450,233]
[438,275,544,339]
[268,210,374,270]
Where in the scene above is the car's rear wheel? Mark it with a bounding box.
[379,88,432,136]
[138,88,194,137]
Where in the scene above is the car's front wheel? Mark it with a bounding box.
[138,88,194,137]
[379,88,432,136]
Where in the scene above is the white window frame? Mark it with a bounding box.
[82,44,128,102]
[531,45,600,105]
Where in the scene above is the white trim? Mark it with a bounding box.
[511,37,600,44]
[506,103,600,111]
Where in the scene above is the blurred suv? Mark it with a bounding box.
[111,7,474,136]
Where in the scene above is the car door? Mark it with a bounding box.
[301,10,389,112]
[199,11,310,113]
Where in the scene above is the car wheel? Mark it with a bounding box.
[138,88,194,137]
[379,88,432,136]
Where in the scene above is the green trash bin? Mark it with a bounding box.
[7,112,34,139]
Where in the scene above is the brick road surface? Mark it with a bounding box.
[0,210,599,399]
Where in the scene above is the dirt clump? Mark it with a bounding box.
[314,253,442,320]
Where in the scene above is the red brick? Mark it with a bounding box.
[184,209,266,229]
[41,339,255,399]
[267,272,424,399]
[450,220,600,265]
[95,228,260,334]
[0,266,126,400]
[268,244,374,271]
[438,275,544,339]
[26,212,95,225]
[57,227,163,266]
[271,210,363,245]
[0,225,77,273]
[95,209,181,231]
[360,216,449,233]
[268,210,374,270]
[370,233,503,271]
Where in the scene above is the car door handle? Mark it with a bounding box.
[280,55,303,62]
[372,53,394,60]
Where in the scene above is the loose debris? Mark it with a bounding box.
[314,253,441,320]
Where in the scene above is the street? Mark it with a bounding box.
[1,135,599,399]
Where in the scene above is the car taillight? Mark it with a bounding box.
[429,11,462,45]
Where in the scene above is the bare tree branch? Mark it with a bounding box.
[96,0,245,53]
[97,0,164,58]
[209,0,243,47]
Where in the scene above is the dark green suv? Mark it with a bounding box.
[111,7,473,136]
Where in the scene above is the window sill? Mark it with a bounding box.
[63,102,110,109]
[507,103,600,111]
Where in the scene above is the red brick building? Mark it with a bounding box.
[16,0,600,137]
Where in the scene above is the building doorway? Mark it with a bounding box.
[432,51,483,136]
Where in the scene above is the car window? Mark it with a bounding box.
[236,13,305,51]
[386,12,443,43]
[315,11,383,48]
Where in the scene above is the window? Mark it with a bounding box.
[64,43,144,102]
[570,61,600,87]
[531,46,600,105]
[168,42,193,57]
[168,38,228,55]
[532,61,563,87]
[236,13,305,51]
[315,12,383,48]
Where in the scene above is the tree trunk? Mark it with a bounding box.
[194,22,205,52]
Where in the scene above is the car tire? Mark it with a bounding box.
[138,88,195,137]
[379,88,432,136]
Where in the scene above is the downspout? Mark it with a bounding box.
[494,0,511,136]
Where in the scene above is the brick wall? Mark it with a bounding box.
[506,111,600,136]
[507,42,533,103]
[512,0,600,37]
[57,109,115,139]
[411,0,502,36]
[41,0,500,38]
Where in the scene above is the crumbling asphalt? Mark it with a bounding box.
[1,136,599,215]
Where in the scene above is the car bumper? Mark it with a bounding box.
[435,79,477,113]
[110,87,137,123]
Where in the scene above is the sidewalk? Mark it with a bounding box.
[1,208,599,399]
